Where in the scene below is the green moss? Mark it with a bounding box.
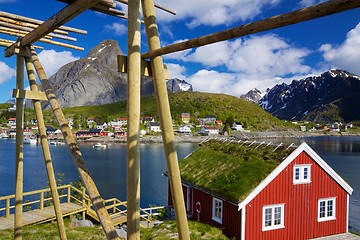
[179,140,294,202]
[0,218,107,240]
[141,220,229,240]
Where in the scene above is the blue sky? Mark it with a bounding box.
[0,0,359,103]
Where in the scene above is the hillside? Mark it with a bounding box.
[56,91,291,131]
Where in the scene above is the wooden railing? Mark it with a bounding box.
[0,184,165,225]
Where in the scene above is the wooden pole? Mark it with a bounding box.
[0,11,86,35]
[142,0,360,59]
[14,52,24,240]
[24,55,67,240]
[5,0,100,57]
[126,0,141,238]
[141,1,190,239]
[115,0,176,15]
[29,47,120,240]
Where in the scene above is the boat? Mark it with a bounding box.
[23,137,37,144]
[49,141,65,146]
[93,142,107,149]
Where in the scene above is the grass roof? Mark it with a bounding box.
[179,139,296,203]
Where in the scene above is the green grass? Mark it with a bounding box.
[40,91,293,131]
[141,220,229,240]
[0,218,229,240]
[179,140,294,203]
[0,218,107,240]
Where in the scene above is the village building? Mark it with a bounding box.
[178,125,191,134]
[181,113,191,124]
[86,117,96,128]
[232,122,243,131]
[148,122,161,133]
[7,118,16,129]
[88,128,105,137]
[168,139,353,240]
[200,126,219,135]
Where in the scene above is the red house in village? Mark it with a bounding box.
[168,139,353,240]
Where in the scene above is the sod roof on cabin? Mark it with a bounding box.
[179,139,296,203]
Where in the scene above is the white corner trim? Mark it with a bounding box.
[241,207,246,240]
[238,142,353,210]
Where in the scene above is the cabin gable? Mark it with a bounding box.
[244,151,348,240]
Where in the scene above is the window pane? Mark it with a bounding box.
[327,200,333,217]
[274,207,282,225]
[265,208,272,226]
[295,168,300,180]
[319,201,326,218]
[303,167,308,179]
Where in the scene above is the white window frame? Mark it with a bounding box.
[212,197,223,224]
[293,164,312,184]
[262,204,285,231]
[318,197,336,222]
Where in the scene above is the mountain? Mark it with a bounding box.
[29,40,192,109]
[166,78,193,92]
[257,69,360,123]
[239,88,263,104]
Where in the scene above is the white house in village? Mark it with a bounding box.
[149,122,161,133]
[200,126,219,135]
[232,122,243,131]
[178,125,191,134]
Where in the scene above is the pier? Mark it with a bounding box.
[0,184,164,230]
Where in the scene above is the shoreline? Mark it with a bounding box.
[76,130,360,144]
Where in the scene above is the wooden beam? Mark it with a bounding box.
[29,46,120,240]
[118,55,170,79]
[115,0,176,15]
[126,0,141,238]
[0,39,43,49]
[0,11,86,34]
[142,0,360,59]
[0,20,77,41]
[141,1,190,239]
[5,0,100,57]
[12,89,47,101]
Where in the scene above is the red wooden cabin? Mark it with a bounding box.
[168,140,353,240]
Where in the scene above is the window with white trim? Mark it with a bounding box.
[293,164,311,184]
[318,198,336,222]
[262,204,284,231]
[212,197,223,224]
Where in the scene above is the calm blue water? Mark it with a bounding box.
[0,136,359,232]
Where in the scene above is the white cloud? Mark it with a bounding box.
[156,0,281,27]
[38,50,79,77]
[167,34,311,78]
[166,63,187,79]
[320,23,360,75]
[187,70,236,94]
[0,61,15,84]
[168,34,313,96]
[299,0,326,8]
[105,22,127,36]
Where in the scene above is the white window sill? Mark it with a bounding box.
[212,217,222,224]
[262,225,285,232]
[318,217,336,222]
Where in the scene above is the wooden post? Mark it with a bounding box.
[141,1,190,239]
[14,53,24,240]
[127,0,141,239]
[29,47,120,240]
[6,198,10,218]
[24,55,67,240]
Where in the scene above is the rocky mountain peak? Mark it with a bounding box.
[239,88,263,104]
[26,40,192,109]
[257,69,360,122]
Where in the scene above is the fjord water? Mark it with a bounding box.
[0,136,359,233]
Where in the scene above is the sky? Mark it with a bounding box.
[0,0,359,103]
